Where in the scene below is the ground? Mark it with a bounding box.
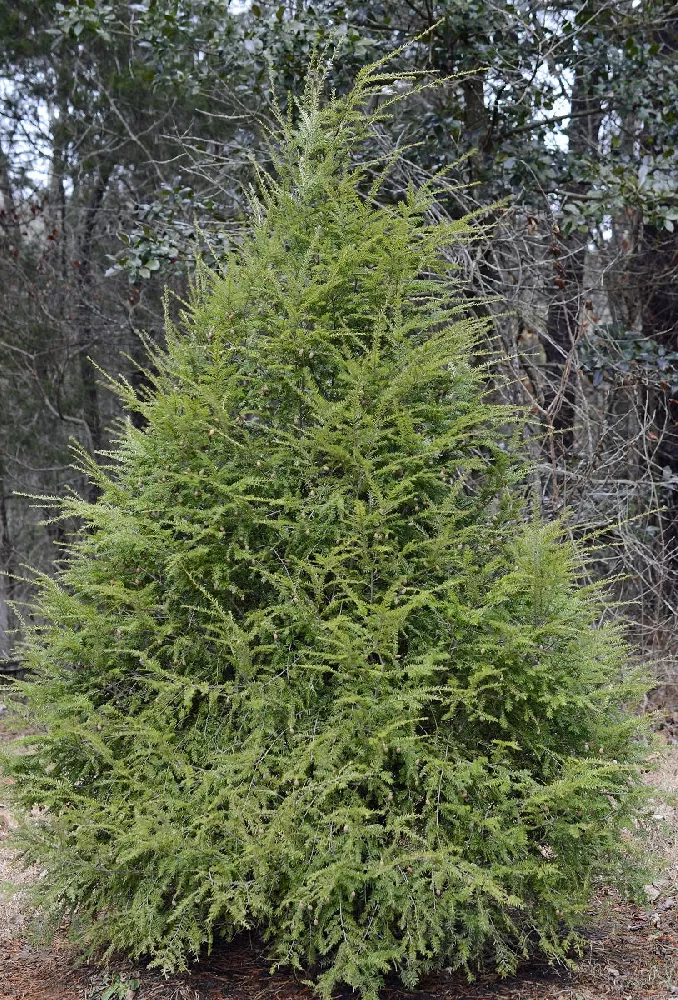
[2,707,678,1000]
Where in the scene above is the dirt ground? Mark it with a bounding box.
[2,707,678,1000]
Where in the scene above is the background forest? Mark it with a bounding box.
[1,0,677,680]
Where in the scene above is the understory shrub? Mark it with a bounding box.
[2,59,652,999]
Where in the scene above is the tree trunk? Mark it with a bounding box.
[0,462,13,658]
[640,225,678,603]
[635,7,678,604]
[540,52,603,477]
[77,167,111,503]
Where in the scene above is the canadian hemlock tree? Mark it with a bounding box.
[2,58,652,1000]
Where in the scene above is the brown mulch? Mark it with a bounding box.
[1,702,678,1000]
[2,908,678,1000]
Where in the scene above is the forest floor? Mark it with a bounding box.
[2,707,678,1000]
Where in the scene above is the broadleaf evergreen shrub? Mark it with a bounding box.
[2,59,652,999]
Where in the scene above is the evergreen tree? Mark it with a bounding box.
[2,59,652,999]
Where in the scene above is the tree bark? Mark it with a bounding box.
[76,167,111,508]
[541,53,603,469]
[635,7,678,602]
[0,461,13,658]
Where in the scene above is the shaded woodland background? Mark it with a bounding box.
[1,0,677,681]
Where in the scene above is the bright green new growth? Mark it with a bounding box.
[3,60,651,999]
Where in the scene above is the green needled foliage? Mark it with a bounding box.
[2,59,652,999]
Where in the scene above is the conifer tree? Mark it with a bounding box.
[2,58,652,999]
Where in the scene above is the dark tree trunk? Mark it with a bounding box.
[636,8,678,601]
[0,460,13,658]
[541,59,603,469]
[640,225,678,595]
[77,167,111,502]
